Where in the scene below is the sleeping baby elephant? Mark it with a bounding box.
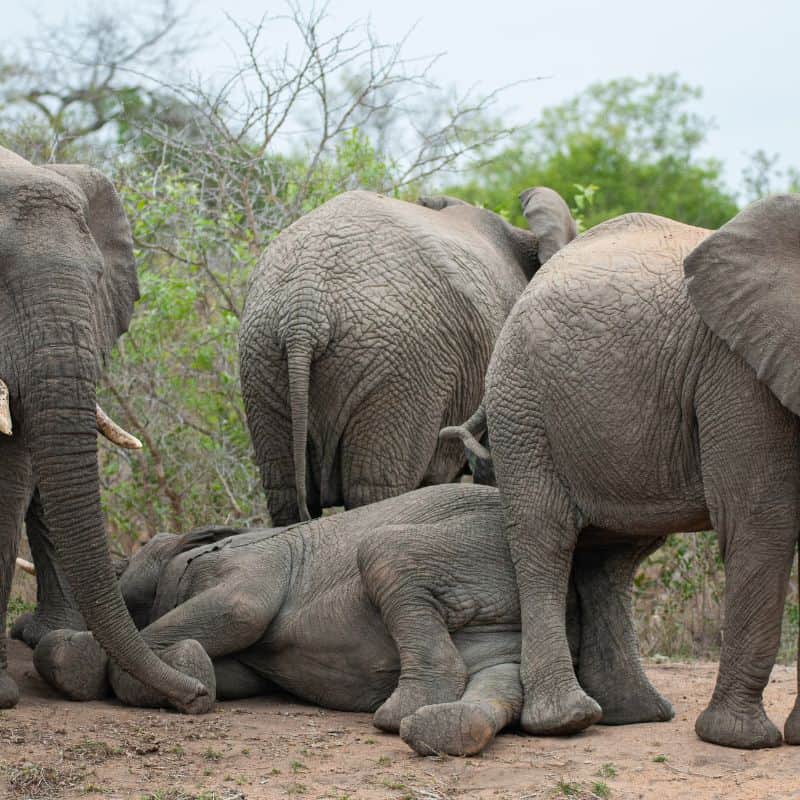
[32,484,671,755]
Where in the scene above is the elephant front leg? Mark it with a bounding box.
[573,535,673,724]
[11,490,85,648]
[694,527,796,749]
[0,441,33,708]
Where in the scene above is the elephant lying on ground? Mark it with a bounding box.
[33,484,672,755]
[444,195,800,749]
[0,146,208,712]
[239,188,576,524]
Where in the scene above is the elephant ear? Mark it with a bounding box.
[42,164,139,361]
[416,195,469,211]
[519,187,578,264]
[684,194,800,415]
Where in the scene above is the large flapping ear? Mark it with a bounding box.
[42,164,140,361]
[685,194,800,416]
[175,525,246,554]
[519,186,578,264]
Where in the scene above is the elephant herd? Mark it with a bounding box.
[1,144,799,758]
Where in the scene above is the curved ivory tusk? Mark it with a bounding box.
[0,379,11,436]
[16,557,35,576]
[96,404,143,450]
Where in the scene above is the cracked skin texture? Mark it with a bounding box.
[484,206,800,749]
[239,190,559,525]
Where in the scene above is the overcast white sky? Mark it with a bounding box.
[4,0,799,197]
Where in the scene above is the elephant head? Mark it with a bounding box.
[0,146,209,712]
[683,193,800,744]
[519,186,578,264]
[117,526,244,629]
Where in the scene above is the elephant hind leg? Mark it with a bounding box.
[399,663,522,756]
[574,534,673,725]
[358,526,468,733]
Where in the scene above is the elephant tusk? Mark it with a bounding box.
[96,404,143,450]
[16,557,35,576]
[0,379,11,436]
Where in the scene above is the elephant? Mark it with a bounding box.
[0,146,210,712]
[443,194,800,749]
[33,483,672,756]
[238,188,576,525]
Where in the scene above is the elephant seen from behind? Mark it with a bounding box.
[445,194,800,749]
[239,188,576,524]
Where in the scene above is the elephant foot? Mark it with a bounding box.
[373,671,467,733]
[11,607,85,649]
[785,698,800,745]
[695,701,782,749]
[0,670,20,708]
[400,701,499,756]
[520,684,602,735]
[597,682,674,725]
[109,639,216,715]
[34,630,110,701]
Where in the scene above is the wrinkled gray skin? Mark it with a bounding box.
[34,484,671,756]
[239,188,575,525]
[449,196,800,749]
[0,147,209,712]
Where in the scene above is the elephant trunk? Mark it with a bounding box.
[23,330,209,712]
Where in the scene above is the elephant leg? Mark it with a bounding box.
[11,490,85,648]
[0,440,33,708]
[213,656,278,700]
[573,534,673,724]
[110,584,277,708]
[400,663,522,756]
[490,412,600,734]
[358,525,468,733]
[694,384,800,749]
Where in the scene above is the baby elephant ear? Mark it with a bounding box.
[685,194,800,415]
[519,187,577,264]
[43,164,140,361]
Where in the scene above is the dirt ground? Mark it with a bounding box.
[1,640,798,800]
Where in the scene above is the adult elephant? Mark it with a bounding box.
[0,147,209,712]
[239,188,575,524]
[444,195,800,749]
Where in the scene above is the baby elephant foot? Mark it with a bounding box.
[599,684,674,725]
[0,670,20,708]
[34,630,110,701]
[400,702,499,756]
[521,685,602,735]
[11,609,86,649]
[785,698,800,745]
[374,671,468,733]
[695,701,782,749]
[109,639,216,714]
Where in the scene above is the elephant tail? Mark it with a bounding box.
[287,339,313,521]
[439,404,491,462]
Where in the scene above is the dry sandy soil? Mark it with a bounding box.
[1,640,798,800]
